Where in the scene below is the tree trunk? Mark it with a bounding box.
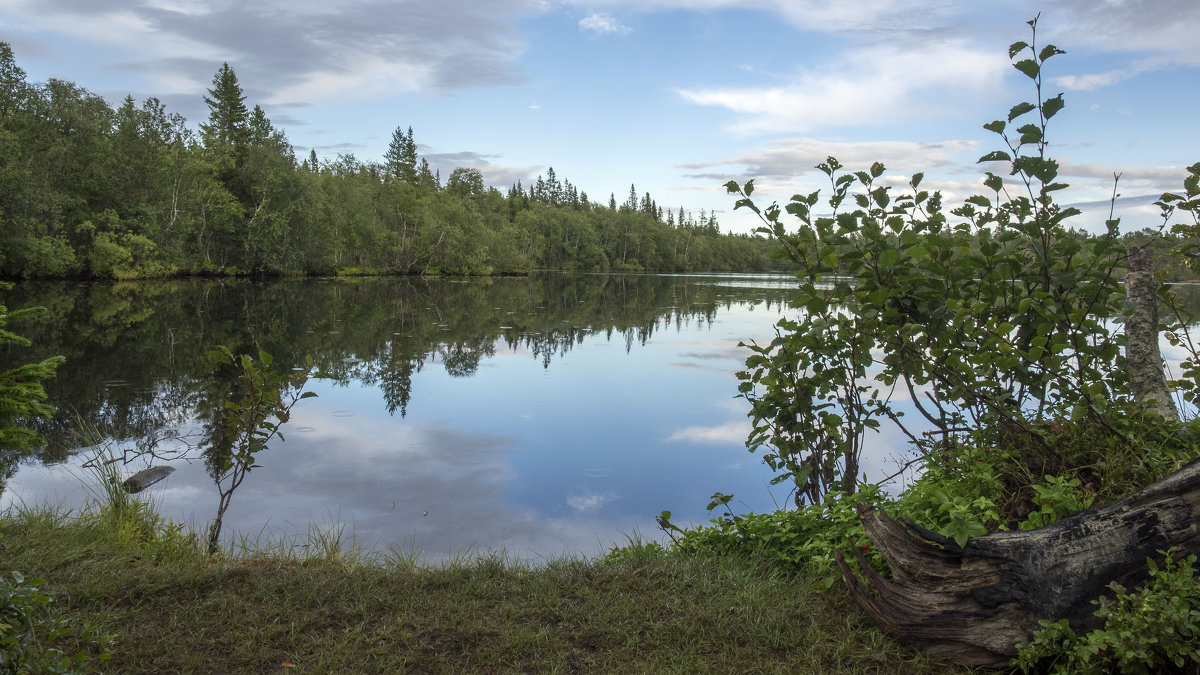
[1126,245,1179,422]
[835,457,1200,667]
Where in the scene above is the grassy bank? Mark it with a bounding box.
[0,501,969,674]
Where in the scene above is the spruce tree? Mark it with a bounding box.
[417,157,437,192]
[201,63,249,150]
[0,286,64,453]
[384,125,418,184]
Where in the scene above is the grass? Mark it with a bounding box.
[0,496,976,674]
[0,448,978,672]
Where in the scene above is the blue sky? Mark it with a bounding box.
[2,0,1198,233]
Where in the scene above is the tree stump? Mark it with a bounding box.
[835,457,1200,667]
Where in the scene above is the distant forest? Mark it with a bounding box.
[0,44,795,280]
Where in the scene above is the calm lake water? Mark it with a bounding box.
[1,273,870,561]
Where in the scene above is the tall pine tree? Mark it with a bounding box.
[384,125,417,184]
[201,63,249,151]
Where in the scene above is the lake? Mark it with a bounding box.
[2,273,873,561]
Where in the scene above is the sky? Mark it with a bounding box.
[2,0,1198,234]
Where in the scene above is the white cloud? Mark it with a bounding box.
[1056,160,1187,190]
[268,57,431,103]
[666,421,749,444]
[676,40,1008,134]
[579,11,631,36]
[680,137,978,180]
[565,0,953,33]
[1044,0,1200,66]
[566,492,616,513]
[1054,69,1130,91]
[2,0,540,104]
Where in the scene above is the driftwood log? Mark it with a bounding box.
[121,465,175,493]
[835,457,1200,667]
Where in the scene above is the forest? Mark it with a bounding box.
[0,44,793,280]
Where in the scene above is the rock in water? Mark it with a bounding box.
[122,465,175,493]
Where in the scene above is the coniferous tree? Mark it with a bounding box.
[201,63,249,151]
[417,157,438,192]
[384,126,418,184]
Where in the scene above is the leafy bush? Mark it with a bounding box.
[727,16,1146,513]
[0,571,113,674]
[669,486,888,589]
[1015,550,1200,674]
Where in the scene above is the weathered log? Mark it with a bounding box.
[835,456,1200,667]
[121,465,175,493]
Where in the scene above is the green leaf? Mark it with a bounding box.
[1013,59,1039,79]
[911,172,923,187]
[1008,101,1036,122]
[1008,40,1029,59]
[983,120,1006,134]
[978,151,1011,163]
[734,198,761,215]
[656,510,683,533]
[1038,44,1065,63]
[1042,93,1065,120]
[942,515,987,548]
[707,492,734,511]
[1017,123,1042,145]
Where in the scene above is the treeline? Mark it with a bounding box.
[0,45,792,279]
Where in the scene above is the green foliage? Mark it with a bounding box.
[672,24,1200,674]
[0,282,64,453]
[1156,162,1200,407]
[728,16,1134,510]
[0,44,791,280]
[672,486,888,589]
[896,410,1200,542]
[1018,474,1094,530]
[0,571,113,673]
[1015,551,1200,674]
[203,346,319,553]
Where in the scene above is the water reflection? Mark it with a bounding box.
[1,274,799,560]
